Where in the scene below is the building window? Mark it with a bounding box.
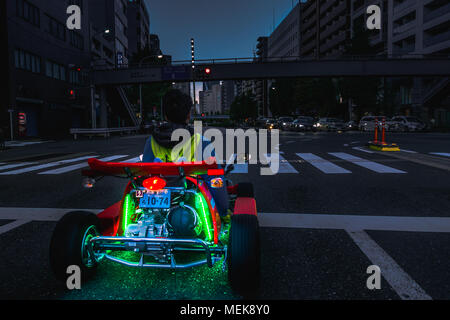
[46,15,66,41]
[14,49,41,73]
[69,31,84,50]
[46,61,66,80]
[16,0,40,27]
[68,0,83,10]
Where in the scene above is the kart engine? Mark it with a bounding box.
[124,196,203,239]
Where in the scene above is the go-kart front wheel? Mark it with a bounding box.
[228,214,260,296]
[49,211,101,283]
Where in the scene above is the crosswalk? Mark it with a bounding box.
[0,150,449,176]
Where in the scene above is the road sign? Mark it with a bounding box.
[117,52,124,66]
[162,66,190,81]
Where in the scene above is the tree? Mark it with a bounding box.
[125,45,171,121]
[340,24,382,119]
[230,92,258,121]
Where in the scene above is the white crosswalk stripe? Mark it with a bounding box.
[0,162,38,171]
[430,153,450,158]
[122,156,142,163]
[296,153,351,174]
[264,153,299,174]
[0,156,97,175]
[38,155,129,175]
[329,152,406,174]
[228,154,249,174]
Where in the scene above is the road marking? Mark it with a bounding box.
[400,149,418,154]
[2,209,450,233]
[329,152,406,174]
[352,147,374,154]
[347,230,432,300]
[39,155,129,175]
[122,156,141,163]
[430,153,450,158]
[0,162,38,171]
[0,219,32,235]
[226,154,248,174]
[258,212,450,233]
[296,153,351,174]
[0,156,97,175]
[264,154,298,174]
[0,208,102,222]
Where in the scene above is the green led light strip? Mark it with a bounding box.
[196,192,213,242]
[123,194,134,233]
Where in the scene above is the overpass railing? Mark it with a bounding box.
[92,54,450,71]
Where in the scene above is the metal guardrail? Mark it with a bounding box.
[70,127,139,140]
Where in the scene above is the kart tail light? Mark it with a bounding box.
[143,176,166,191]
[207,169,224,176]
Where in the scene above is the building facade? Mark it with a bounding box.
[127,0,150,59]
[2,0,153,139]
[300,0,351,58]
[4,0,92,138]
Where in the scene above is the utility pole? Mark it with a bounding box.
[191,38,197,114]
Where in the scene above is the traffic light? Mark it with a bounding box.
[194,67,212,80]
[69,89,76,100]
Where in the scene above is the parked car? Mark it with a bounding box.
[265,118,277,130]
[390,116,427,132]
[292,116,315,132]
[345,120,358,131]
[277,117,294,131]
[358,116,387,132]
[314,118,346,131]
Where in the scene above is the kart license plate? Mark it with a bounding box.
[139,191,171,209]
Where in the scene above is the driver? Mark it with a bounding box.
[142,89,229,218]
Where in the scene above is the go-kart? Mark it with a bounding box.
[49,158,260,295]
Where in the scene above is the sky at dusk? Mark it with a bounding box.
[145,0,302,62]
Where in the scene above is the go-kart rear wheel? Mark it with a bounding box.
[237,183,254,198]
[228,214,260,296]
[49,211,101,283]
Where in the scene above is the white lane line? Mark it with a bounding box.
[264,154,298,174]
[352,147,374,154]
[329,152,406,174]
[0,220,32,235]
[0,162,38,171]
[257,212,450,233]
[0,156,97,175]
[296,153,351,174]
[401,149,418,154]
[430,153,450,158]
[2,208,450,233]
[121,156,141,163]
[347,230,432,300]
[39,155,128,175]
[0,208,102,221]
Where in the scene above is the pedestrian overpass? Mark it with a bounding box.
[91,55,450,85]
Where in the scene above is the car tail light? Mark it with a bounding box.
[142,176,166,191]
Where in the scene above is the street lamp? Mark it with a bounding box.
[139,55,164,125]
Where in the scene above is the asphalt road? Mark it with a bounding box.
[0,130,449,300]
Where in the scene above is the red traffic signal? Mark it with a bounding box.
[69,89,76,99]
[205,68,211,74]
